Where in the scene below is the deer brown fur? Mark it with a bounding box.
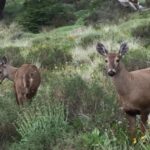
[96,42,150,142]
[0,56,41,105]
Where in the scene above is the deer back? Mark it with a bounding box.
[14,64,41,93]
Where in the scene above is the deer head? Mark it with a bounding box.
[0,56,8,83]
[96,42,128,77]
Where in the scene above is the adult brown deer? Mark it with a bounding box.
[0,56,41,105]
[96,42,150,144]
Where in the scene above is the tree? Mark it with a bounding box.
[145,0,150,6]
[18,0,76,33]
[0,0,6,19]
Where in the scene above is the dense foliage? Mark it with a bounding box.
[0,0,6,18]
[17,0,76,32]
[16,0,131,32]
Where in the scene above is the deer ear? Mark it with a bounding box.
[119,42,128,57]
[2,56,7,64]
[96,42,108,56]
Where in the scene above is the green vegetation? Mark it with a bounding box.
[0,0,150,149]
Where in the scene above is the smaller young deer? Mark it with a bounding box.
[96,42,150,143]
[0,56,41,105]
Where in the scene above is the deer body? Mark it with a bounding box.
[96,43,150,143]
[113,63,150,112]
[0,57,41,105]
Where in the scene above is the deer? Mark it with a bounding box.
[0,56,41,105]
[96,42,150,144]
[118,0,144,11]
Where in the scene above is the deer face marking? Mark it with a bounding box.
[96,42,128,77]
[105,53,120,76]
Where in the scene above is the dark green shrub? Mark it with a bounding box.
[85,0,131,24]
[17,0,76,33]
[0,91,19,144]
[146,0,150,6]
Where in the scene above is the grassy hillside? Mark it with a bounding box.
[0,0,150,149]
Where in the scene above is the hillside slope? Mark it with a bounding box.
[0,0,149,149]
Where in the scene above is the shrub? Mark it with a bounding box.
[146,0,150,6]
[10,99,68,150]
[0,91,19,144]
[17,0,76,33]
[85,0,131,25]
[77,127,129,150]
[132,22,150,39]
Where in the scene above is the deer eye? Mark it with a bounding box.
[116,59,120,63]
[105,59,108,63]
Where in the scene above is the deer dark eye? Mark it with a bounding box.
[105,60,108,63]
[116,59,120,63]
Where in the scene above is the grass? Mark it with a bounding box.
[0,2,150,149]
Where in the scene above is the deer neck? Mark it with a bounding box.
[112,62,131,96]
[6,65,18,81]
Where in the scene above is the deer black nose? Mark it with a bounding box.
[107,70,116,77]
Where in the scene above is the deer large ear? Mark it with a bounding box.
[96,42,108,56]
[119,42,128,57]
[2,56,7,64]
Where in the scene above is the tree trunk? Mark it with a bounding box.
[145,0,150,6]
[0,0,6,19]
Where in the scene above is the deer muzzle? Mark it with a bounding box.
[107,69,116,77]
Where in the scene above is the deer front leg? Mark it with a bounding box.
[140,112,149,142]
[15,86,26,105]
[13,84,20,105]
[141,112,148,134]
[126,113,136,144]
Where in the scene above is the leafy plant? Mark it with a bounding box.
[11,99,68,150]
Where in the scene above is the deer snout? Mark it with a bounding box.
[107,69,116,77]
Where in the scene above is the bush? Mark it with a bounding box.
[132,22,150,39]
[38,71,119,132]
[10,100,68,150]
[0,91,19,144]
[85,0,132,25]
[146,0,150,6]
[17,0,76,33]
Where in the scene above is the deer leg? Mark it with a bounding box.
[13,84,20,105]
[15,87,25,105]
[126,114,136,144]
[140,112,148,134]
